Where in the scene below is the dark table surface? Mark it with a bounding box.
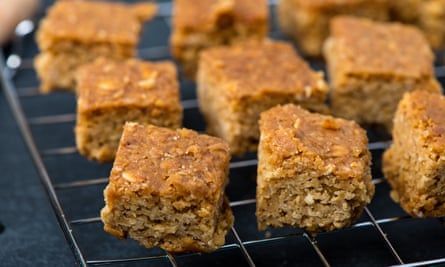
[0,85,73,266]
[1,0,74,263]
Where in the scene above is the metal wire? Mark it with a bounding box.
[231,227,256,267]
[86,255,167,266]
[303,233,331,267]
[166,252,179,267]
[365,207,404,265]
[2,0,445,266]
[389,258,445,267]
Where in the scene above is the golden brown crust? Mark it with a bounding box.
[405,91,445,147]
[197,40,328,155]
[109,122,231,199]
[172,0,267,30]
[324,16,441,129]
[277,0,389,57]
[296,0,387,8]
[260,104,369,180]
[200,40,327,100]
[76,58,180,113]
[257,104,373,233]
[101,122,233,252]
[383,90,445,217]
[170,0,269,78]
[37,1,157,49]
[35,0,157,92]
[389,0,445,49]
[329,16,435,78]
[75,58,182,162]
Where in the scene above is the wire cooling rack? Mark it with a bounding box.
[2,0,445,266]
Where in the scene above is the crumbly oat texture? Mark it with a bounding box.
[75,58,182,163]
[324,16,442,130]
[277,0,388,57]
[101,122,234,253]
[256,104,374,234]
[383,90,445,217]
[34,0,157,93]
[170,0,268,78]
[389,0,445,49]
[197,40,328,155]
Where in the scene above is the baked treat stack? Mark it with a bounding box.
[383,90,445,218]
[34,1,157,92]
[33,0,445,255]
[256,104,374,233]
[34,0,237,254]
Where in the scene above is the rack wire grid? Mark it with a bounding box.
[2,0,445,266]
